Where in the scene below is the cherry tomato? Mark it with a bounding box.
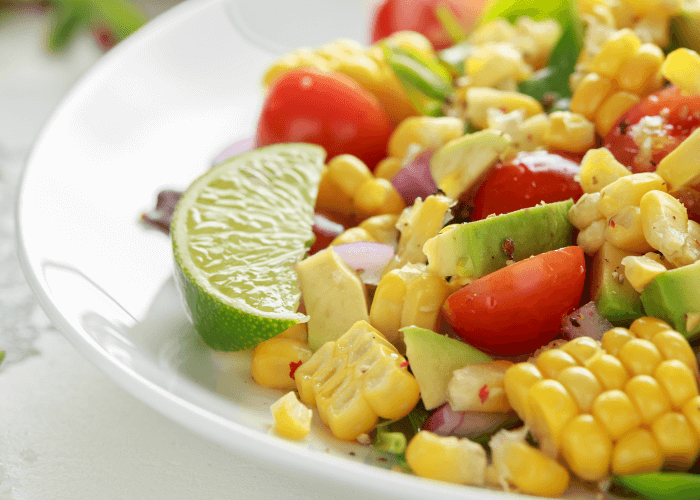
[442,246,586,356]
[470,151,583,221]
[371,0,483,50]
[603,85,700,173]
[255,68,394,170]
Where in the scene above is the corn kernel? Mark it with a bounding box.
[358,214,399,246]
[496,439,570,497]
[327,155,373,198]
[586,352,630,390]
[387,116,464,160]
[545,111,596,153]
[655,360,699,409]
[621,253,669,293]
[503,362,543,421]
[569,192,603,230]
[331,227,376,246]
[591,29,642,79]
[578,147,631,194]
[596,91,641,136]
[652,412,700,469]
[270,391,313,440]
[556,366,603,412]
[661,48,700,95]
[559,336,602,365]
[373,157,403,180]
[405,431,487,485]
[630,316,673,340]
[251,337,313,390]
[682,395,700,438]
[466,42,532,87]
[617,43,665,95]
[527,379,578,453]
[577,219,607,255]
[536,349,579,379]
[368,269,408,342]
[592,390,642,440]
[401,272,451,335]
[640,190,690,264]
[625,375,671,424]
[353,178,405,218]
[561,414,612,481]
[605,205,654,253]
[381,30,436,60]
[618,338,663,376]
[276,322,308,342]
[602,327,635,357]
[570,72,615,120]
[316,167,354,217]
[650,329,699,375]
[612,428,664,475]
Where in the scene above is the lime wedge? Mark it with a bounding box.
[172,143,326,351]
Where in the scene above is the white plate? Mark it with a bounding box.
[16,1,591,499]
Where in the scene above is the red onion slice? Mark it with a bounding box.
[310,214,344,255]
[390,150,439,205]
[423,402,518,439]
[332,242,394,285]
[212,137,254,165]
[561,301,613,341]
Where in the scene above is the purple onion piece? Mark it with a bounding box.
[212,137,255,165]
[390,149,439,206]
[561,301,614,341]
[331,242,395,286]
[141,190,182,234]
[423,402,518,439]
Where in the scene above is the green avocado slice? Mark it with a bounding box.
[424,199,574,279]
[641,259,700,342]
[403,326,492,410]
[591,242,644,326]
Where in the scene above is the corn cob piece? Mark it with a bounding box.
[504,319,700,480]
[294,320,420,440]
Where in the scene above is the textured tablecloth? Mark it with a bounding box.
[0,6,388,499]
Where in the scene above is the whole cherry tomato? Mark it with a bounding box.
[603,85,700,173]
[371,0,483,50]
[470,151,583,221]
[255,68,394,170]
[442,246,586,356]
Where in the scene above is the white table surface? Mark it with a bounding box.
[0,5,389,499]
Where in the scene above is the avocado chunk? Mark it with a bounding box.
[641,259,700,341]
[403,326,492,410]
[591,242,644,326]
[424,199,574,279]
[296,247,369,351]
[430,130,510,200]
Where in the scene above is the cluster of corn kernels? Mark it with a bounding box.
[293,320,421,440]
[262,32,435,124]
[569,147,700,279]
[316,154,405,225]
[505,317,700,481]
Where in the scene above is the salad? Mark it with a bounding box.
[157,0,700,498]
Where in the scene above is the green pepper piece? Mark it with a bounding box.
[611,473,700,500]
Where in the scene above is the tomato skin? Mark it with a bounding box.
[603,86,700,172]
[255,68,394,170]
[470,151,583,221]
[371,0,482,50]
[442,246,586,356]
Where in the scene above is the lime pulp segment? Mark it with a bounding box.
[172,143,326,351]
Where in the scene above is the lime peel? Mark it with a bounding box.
[172,143,326,351]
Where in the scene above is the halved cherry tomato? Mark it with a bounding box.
[255,68,394,170]
[371,0,483,50]
[470,151,583,221]
[603,85,700,173]
[442,246,586,356]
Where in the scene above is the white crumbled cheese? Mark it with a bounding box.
[629,115,675,169]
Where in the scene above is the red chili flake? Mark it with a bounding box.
[377,457,388,463]
[400,360,409,368]
[289,360,303,380]
[610,219,616,228]
[479,384,490,404]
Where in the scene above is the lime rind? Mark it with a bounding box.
[172,143,325,351]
